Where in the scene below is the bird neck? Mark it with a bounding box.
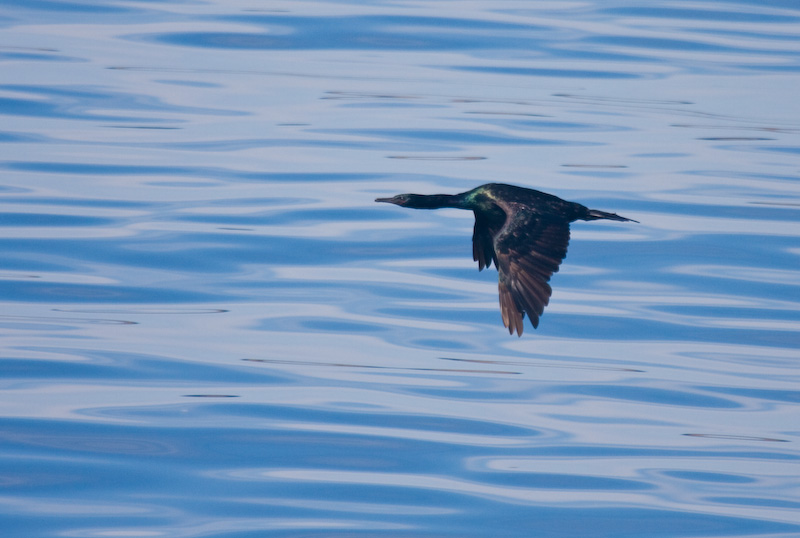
[405,193,468,210]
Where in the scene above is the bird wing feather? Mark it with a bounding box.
[493,213,571,335]
[471,211,497,270]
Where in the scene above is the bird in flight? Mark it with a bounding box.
[376,183,637,335]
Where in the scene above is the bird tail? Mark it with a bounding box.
[586,209,638,223]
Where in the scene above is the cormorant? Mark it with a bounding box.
[376,183,637,335]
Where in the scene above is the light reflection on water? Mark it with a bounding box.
[1,0,800,537]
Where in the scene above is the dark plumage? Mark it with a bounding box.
[376,183,637,335]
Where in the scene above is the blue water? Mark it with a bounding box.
[2,1,799,536]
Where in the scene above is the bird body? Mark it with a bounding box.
[376,183,636,335]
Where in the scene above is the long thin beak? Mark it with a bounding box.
[375,197,393,203]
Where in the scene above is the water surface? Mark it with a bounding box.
[1,1,799,537]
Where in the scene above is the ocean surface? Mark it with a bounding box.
[2,1,799,537]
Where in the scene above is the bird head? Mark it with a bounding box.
[375,194,413,206]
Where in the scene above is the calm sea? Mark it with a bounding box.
[1,1,799,537]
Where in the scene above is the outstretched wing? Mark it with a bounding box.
[471,211,497,271]
[494,214,571,335]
